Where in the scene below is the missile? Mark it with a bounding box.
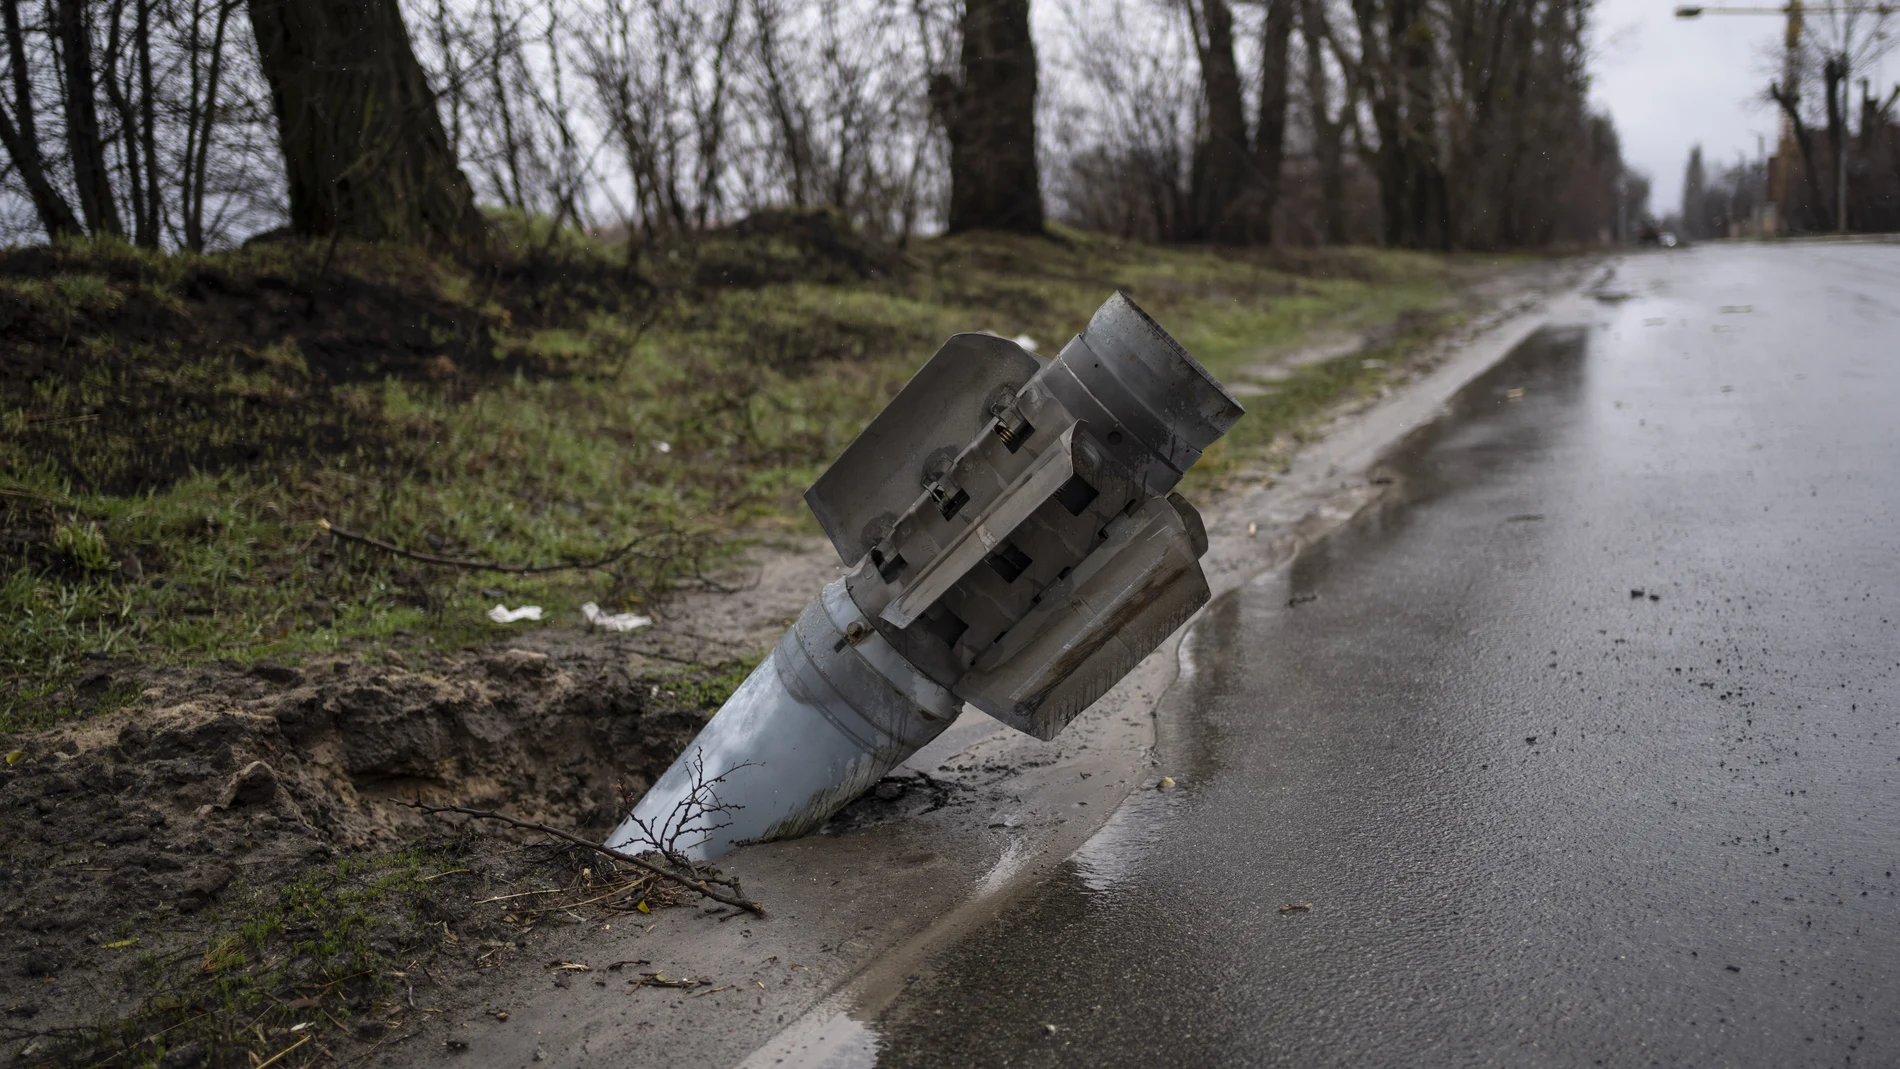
[608,292,1242,860]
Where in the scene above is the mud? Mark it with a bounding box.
[1,255,1589,1066]
[0,639,724,1056]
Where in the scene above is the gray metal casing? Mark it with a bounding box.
[806,292,1242,740]
[615,293,1242,860]
[605,578,959,859]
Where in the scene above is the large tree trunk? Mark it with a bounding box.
[1251,0,1295,244]
[933,0,1042,234]
[1187,0,1248,243]
[1355,0,1448,249]
[247,0,482,244]
[1393,0,1447,248]
[55,0,125,236]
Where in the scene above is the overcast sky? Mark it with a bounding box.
[1589,0,1898,215]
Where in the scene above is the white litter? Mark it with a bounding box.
[582,602,652,632]
[653,440,671,454]
[486,604,544,623]
[1011,333,1039,352]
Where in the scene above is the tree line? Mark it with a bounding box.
[0,0,1637,251]
[1730,3,1898,236]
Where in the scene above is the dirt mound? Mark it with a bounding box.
[0,239,646,496]
[0,643,717,1050]
[681,208,904,289]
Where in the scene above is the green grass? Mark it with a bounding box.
[1,220,1479,732]
[1180,306,1465,494]
[43,842,464,1068]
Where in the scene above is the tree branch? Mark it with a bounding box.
[400,800,765,915]
[318,518,653,575]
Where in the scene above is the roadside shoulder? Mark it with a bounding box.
[420,260,1597,1069]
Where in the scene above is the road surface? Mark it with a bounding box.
[863,242,1900,1066]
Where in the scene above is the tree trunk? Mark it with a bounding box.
[1823,55,1845,231]
[101,0,151,245]
[0,0,82,238]
[1357,0,1448,249]
[1251,0,1295,244]
[1771,81,1833,231]
[486,0,523,209]
[246,0,482,244]
[55,0,126,236]
[186,0,231,250]
[934,0,1042,234]
[1188,0,1248,242]
[1300,0,1345,244]
[1393,0,1447,249]
[137,0,161,242]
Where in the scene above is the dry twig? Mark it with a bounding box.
[398,800,764,915]
[318,519,650,575]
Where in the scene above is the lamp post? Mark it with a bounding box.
[1675,1,1885,234]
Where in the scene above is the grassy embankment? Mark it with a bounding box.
[2,216,1472,733]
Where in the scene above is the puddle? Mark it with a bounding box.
[1070,786,1188,893]
[737,1010,881,1069]
[974,837,1030,898]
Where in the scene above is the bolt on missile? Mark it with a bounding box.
[608,292,1243,860]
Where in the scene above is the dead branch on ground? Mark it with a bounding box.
[398,799,765,915]
[318,518,649,574]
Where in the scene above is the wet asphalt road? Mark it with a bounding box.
[865,243,1900,1067]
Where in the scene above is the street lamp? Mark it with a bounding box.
[1674,0,1875,234]
[1677,3,1893,13]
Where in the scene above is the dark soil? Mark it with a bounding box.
[0,638,732,1067]
[0,210,891,498]
[0,243,552,497]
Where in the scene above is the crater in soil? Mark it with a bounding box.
[0,639,720,1046]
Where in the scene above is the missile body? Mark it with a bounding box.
[609,293,1242,860]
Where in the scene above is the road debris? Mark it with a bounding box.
[1278,903,1312,913]
[630,972,710,989]
[581,601,652,632]
[486,604,544,623]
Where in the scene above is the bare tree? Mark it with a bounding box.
[0,0,1636,253]
[0,0,82,237]
[178,0,236,250]
[1299,0,1350,243]
[1252,0,1294,241]
[1770,77,1833,230]
[1185,0,1247,241]
[54,0,125,234]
